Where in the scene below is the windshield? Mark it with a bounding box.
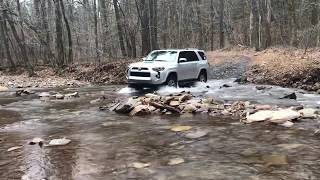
[145,51,178,62]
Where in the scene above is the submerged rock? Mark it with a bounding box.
[0,86,9,91]
[48,138,71,146]
[64,92,79,98]
[7,146,23,152]
[55,93,65,100]
[185,129,208,139]
[170,126,192,132]
[281,93,297,100]
[262,154,288,167]
[280,121,294,128]
[130,162,150,169]
[168,158,185,166]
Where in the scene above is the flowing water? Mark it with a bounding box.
[1,80,320,180]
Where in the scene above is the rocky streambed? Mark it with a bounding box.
[108,91,320,129]
[1,80,320,179]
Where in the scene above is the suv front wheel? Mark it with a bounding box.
[198,71,207,83]
[166,73,178,87]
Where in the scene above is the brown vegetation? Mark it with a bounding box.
[208,47,320,91]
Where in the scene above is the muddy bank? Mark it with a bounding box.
[208,47,320,93]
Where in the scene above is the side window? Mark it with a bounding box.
[198,51,207,60]
[178,51,199,62]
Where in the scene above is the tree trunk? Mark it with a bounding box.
[219,0,225,49]
[0,0,15,70]
[59,0,73,64]
[113,0,127,57]
[53,0,65,67]
[288,0,298,47]
[99,0,110,57]
[149,0,158,50]
[210,0,214,51]
[311,0,319,46]
[137,0,151,56]
[250,0,259,51]
[93,0,99,63]
[264,0,272,48]
[14,0,34,75]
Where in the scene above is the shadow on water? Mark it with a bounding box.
[0,82,320,179]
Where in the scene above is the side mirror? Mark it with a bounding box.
[179,58,187,63]
[142,57,146,61]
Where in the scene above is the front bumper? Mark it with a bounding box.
[127,70,167,86]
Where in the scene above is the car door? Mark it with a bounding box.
[177,51,198,80]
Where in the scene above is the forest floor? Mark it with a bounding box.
[1,47,320,92]
[208,47,320,93]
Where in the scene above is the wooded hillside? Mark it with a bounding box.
[0,0,319,75]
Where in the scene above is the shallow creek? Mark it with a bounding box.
[1,80,320,180]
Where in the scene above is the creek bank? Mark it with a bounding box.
[108,91,320,128]
[208,48,320,92]
[0,60,135,89]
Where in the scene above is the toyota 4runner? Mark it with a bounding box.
[127,49,209,89]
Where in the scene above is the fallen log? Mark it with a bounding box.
[149,101,181,114]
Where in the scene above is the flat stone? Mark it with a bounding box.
[246,109,301,123]
[169,101,180,107]
[255,105,272,111]
[185,130,208,139]
[170,126,192,132]
[280,121,294,128]
[262,154,288,167]
[48,138,71,146]
[269,109,301,123]
[64,92,79,98]
[7,146,23,152]
[0,86,9,91]
[168,158,185,166]
[299,108,318,118]
[131,162,150,169]
[55,94,65,100]
[38,92,51,97]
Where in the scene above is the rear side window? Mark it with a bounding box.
[198,51,207,60]
[179,51,199,62]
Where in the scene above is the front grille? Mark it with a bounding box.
[130,72,151,77]
[132,67,149,70]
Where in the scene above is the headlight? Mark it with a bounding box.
[152,67,165,72]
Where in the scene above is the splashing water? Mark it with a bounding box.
[118,87,137,94]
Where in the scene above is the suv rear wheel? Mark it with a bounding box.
[166,74,178,87]
[198,71,207,83]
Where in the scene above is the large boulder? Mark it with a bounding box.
[114,98,138,114]
[269,109,301,123]
[299,108,318,118]
[246,109,301,123]
[129,105,151,116]
[169,101,180,107]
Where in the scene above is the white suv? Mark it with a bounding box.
[127,49,209,89]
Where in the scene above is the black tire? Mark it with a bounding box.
[166,73,178,87]
[198,71,207,83]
